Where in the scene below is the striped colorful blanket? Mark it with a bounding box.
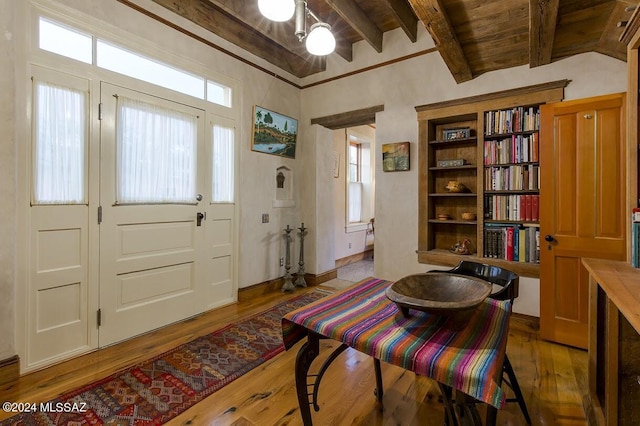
[281,277,511,408]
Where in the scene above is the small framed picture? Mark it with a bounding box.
[382,142,410,172]
[442,127,471,140]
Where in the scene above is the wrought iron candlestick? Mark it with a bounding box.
[295,222,307,287]
[282,225,295,292]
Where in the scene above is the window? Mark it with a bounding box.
[116,96,197,204]
[345,129,374,230]
[97,40,205,99]
[37,17,233,108]
[33,80,87,204]
[38,17,92,64]
[212,123,235,203]
[348,142,362,223]
[207,81,232,108]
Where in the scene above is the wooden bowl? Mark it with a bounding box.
[386,273,491,329]
[437,214,451,220]
[461,212,477,221]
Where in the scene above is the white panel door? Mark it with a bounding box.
[24,66,97,371]
[98,83,208,346]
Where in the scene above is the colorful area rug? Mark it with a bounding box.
[1,289,329,425]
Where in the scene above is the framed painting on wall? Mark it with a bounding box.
[252,105,298,159]
[382,141,410,171]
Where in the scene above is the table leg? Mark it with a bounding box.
[373,358,383,402]
[295,333,320,426]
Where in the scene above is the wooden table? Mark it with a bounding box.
[582,258,640,425]
[281,277,512,425]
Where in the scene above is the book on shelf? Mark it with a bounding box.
[483,223,539,263]
[484,106,540,136]
[484,194,539,222]
[483,134,539,165]
[632,208,640,268]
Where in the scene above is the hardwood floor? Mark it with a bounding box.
[0,284,588,425]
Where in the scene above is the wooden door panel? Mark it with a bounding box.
[540,93,626,349]
[554,256,581,320]
[555,114,578,235]
[596,107,624,239]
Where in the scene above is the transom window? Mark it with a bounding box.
[38,17,232,108]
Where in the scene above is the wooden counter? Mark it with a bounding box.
[582,258,640,426]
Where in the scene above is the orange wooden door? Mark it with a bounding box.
[540,93,626,349]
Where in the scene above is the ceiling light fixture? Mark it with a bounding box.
[259,0,336,56]
[258,0,295,22]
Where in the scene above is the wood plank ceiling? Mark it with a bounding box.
[127,0,636,82]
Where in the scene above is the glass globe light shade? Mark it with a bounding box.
[305,23,336,56]
[258,0,295,22]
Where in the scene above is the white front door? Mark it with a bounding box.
[98,83,209,346]
[23,74,238,369]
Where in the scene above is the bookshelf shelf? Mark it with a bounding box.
[428,219,478,225]
[429,137,477,146]
[484,190,539,194]
[429,165,477,171]
[416,83,567,277]
[428,193,477,197]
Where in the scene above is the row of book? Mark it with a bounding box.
[484,194,540,222]
[483,224,540,263]
[483,133,539,165]
[484,106,540,136]
[484,165,540,191]
[632,208,640,267]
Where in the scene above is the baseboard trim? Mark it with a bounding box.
[238,269,338,302]
[335,249,373,268]
[0,355,19,386]
[511,312,540,329]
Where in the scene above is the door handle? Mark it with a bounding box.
[196,212,205,226]
[544,234,555,242]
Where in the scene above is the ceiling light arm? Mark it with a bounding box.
[294,0,307,42]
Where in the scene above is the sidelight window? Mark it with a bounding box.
[211,124,235,203]
[33,81,87,204]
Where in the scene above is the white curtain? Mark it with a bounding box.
[116,96,196,203]
[33,82,86,204]
[348,181,362,223]
[212,124,235,203]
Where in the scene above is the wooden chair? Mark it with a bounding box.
[431,260,532,425]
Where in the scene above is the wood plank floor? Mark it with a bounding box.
[0,283,588,425]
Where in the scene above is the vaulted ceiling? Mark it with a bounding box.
[122,0,636,82]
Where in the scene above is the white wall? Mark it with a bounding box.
[300,28,627,317]
[0,0,17,362]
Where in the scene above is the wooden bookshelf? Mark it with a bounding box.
[416,80,569,277]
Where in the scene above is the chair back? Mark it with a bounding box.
[431,260,519,302]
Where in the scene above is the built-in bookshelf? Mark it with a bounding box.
[482,105,540,264]
[416,81,569,277]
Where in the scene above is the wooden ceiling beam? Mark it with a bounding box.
[152,0,324,77]
[383,0,418,43]
[407,0,472,83]
[529,0,559,68]
[204,0,313,59]
[310,105,384,129]
[324,0,384,53]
